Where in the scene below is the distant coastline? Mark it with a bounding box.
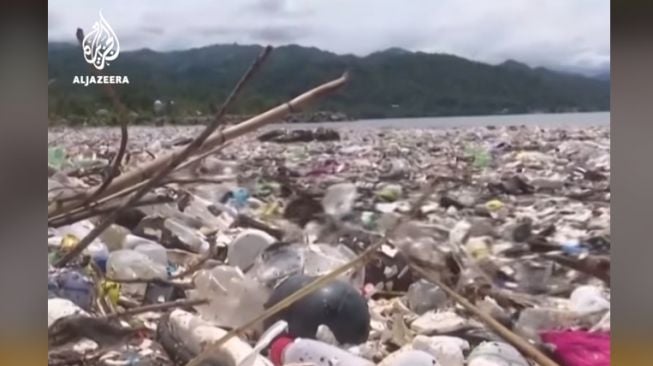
[47,108,611,127]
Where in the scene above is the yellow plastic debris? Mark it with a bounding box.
[485,199,504,212]
[466,237,490,260]
[60,234,80,252]
[99,280,121,306]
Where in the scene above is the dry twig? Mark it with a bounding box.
[409,264,560,366]
[104,298,208,319]
[54,46,274,267]
[184,178,443,366]
[48,71,350,217]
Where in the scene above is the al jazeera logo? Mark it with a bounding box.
[73,11,129,86]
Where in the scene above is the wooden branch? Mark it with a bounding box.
[48,196,172,227]
[53,46,273,267]
[81,122,128,204]
[104,298,208,319]
[48,71,350,218]
[184,176,441,366]
[409,264,560,366]
[169,240,217,279]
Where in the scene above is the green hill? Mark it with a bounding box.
[48,42,610,121]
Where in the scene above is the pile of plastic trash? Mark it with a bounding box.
[48,125,610,366]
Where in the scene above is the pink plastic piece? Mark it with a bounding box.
[540,330,610,366]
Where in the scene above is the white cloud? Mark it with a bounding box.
[48,0,610,74]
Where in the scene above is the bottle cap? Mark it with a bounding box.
[268,335,294,366]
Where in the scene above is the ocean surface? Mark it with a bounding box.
[271,111,610,130]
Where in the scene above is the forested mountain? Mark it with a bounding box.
[48,42,610,121]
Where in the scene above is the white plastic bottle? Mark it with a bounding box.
[106,249,168,296]
[378,349,440,366]
[269,337,374,366]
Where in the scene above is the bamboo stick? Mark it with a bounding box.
[48,72,349,218]
[53,46,274,267]
[409,264,560,366]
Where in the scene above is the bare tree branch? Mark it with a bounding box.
[54,46,274,267]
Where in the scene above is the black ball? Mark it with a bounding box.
[264,274,370,344]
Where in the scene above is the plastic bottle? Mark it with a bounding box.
[569,285,610,314]
[514,307,581,342]
[98,224,130,252]
[322,182,357,218]
[227,229,277,271]
[407,279,448,315]
[48,298,88,327]
[189,265,269,329]
[53,222,110,270]
[467,341,529,366]
[163,218,210,254]
[514,261,553,293]
[269,337,374,366]
[248,243,305,287]
[48,268,95,311]
[106,249,168,296]
[378,349,440,366]
[230,187,251,209]
[166,309,272,366]
[304,243,366,290]
[86,240,109,273]
[132,242,168,266]
[412,335,469,366]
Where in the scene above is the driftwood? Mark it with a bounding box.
[409,264,560,366]
[48,72,350,218]
[54,46,275,267]
[184,175,560,366]
[54,74,350,268]
[183,178,444,366]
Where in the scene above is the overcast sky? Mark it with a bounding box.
[48,0,610,75]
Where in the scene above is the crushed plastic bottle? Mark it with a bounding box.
[123,234,161,250]
[230,187,251,209]
[514,261,553,293]
[190,265,269,329]
[164,309,272,366]
[514,307,585,342]
[98,224,130,252]
[248,243,306,288]
[227,229,277,271]
[322,182,357,218]
[52,223,110,270]
[376,183,403,202]
[569,285,610,314]
[106,249,168,297]
[48,298,88,327]
[86,240,109,273]
[163,218,210,254]
[133,242,168,266]
[48,268,95,311]
[406,279,448,315]
[467,341,529,366]
[269,337,374,366]
[378,349,440,366]
[304,243,366,289]
[412,335,469,366]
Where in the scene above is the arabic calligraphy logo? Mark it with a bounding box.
[82,11,120,70]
